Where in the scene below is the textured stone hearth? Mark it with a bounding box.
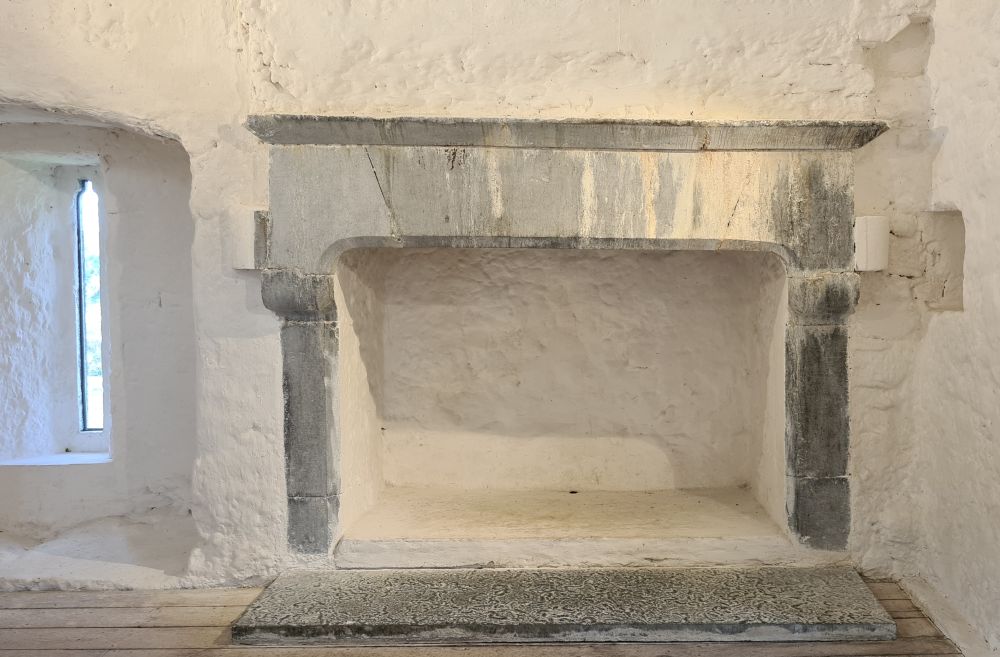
[232,566,895,645]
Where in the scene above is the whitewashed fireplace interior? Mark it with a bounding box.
[249,116,884,567]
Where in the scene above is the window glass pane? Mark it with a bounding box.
[77,180,104,431]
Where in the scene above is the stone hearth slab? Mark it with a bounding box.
[232,566,895,645]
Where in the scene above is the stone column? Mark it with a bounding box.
[262,270,340,553]
[785,272,859,550]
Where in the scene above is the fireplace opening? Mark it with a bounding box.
[334,246,791,567]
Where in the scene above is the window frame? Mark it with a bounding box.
[75,178,104,431]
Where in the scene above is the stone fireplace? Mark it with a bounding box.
[248,116,884,562]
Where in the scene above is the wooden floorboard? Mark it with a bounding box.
[0,589,262,609]
[0,581,960,656]
[0,605,246,628]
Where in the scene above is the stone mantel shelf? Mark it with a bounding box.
[247,115,887,151]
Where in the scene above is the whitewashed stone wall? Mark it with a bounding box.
[0,160,73,462]
[0,2,995,651]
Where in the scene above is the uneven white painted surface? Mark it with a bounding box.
[2,10,993,647]
[376,249,785,493]
[335,252,388,535]
[0,160,67,461]
[0,509,196,591]
[913,1,1000,651]
[0,127,198,584]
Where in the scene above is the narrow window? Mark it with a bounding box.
[76,180,104,431]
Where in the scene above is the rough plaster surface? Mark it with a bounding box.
[0,160,109,461]
[0,125,198,585]
[0,160,67,461]
[376,249,785,493]
[1,7,992,647]
[334,252,387,534]
[914,1,1000,651]
[0,509,196,591]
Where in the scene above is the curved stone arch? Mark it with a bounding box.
[317,236,802,274]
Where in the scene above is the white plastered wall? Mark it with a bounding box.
[0,160,112,462]
[374,249,786,496]
[0,159,77,462]
[906,1,1000,652]
[0,8,995,646]
[0,125,199,585]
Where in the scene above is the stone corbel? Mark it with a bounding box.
[261,268,338,322]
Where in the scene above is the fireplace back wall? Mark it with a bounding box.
[335,247,789,530]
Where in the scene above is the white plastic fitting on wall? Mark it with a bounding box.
[854,215,889,271]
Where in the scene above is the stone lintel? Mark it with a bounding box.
[247,116,887,151]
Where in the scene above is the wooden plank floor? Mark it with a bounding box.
[0,580,959,656]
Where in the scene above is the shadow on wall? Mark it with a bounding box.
[0,113,199,583]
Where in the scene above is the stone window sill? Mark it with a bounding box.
[0,452,112,466]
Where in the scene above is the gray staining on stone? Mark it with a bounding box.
[261,270,337,321]
[287,496,334,554]
[786,325,850,480]
[253,210,271,270]
[771,156,856,271]
[247,115,887,152]
[280,321,339,553]
[788,272,861,325]
[784,270,858,549]
[232,566,895,645]
[789,477,851,551]
[268,145,854,273]
[784,322,853,550]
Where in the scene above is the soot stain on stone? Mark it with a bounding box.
[771,159,852,270]
[446,147,467,171]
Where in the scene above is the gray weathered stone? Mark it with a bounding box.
[788,272,860,325]
[789,477,851,550]
[262,270,337,321]
[253,210,271,270]
[232,566,894,644]
[247,116,887,151]
[771,158,856,271]
[287,496,336,554]
[267,145,852,272]
[281,321,339,553]
[786,325,850,479]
